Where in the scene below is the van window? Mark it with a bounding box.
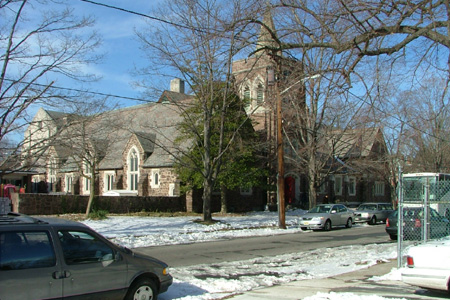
[0,231,56,270]
[58,231,114,265]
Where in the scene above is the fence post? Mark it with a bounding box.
[397,164,403,269]
[423,179,429,242]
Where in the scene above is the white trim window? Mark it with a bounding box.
[32,176,39,193]
[334,175,343,196]
[374,181,385,196]
[256,83,264,104]
[128,148,139,191]
[65,175,73,193]
[104,172,115,192]
[150,169,160,188]
[84,161,91,195]
[169,183,175,196]
[49,158,57,192]
[243,85,250,100]
[348,176,356,196]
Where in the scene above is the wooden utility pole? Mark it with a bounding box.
[275,70,286,229]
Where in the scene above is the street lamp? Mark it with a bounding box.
[268,69,320,229]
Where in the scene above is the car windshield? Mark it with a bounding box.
[357,204,377,211]
[309,205,332,213]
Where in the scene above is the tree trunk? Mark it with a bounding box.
[85,164,96,217]
[203,178,213,222]
[220,185,228,214]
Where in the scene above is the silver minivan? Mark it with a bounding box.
[0,213,172,300]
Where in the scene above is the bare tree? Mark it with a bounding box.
[397,77,450,172]
[272,1,450,76]
[0,0,101,174]
[53,99,121,216]
[136,0,261,222]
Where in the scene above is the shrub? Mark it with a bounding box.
[88,209,109,220]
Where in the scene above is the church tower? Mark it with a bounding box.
[231,6,278,133]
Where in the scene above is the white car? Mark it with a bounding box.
[402,239,450,291]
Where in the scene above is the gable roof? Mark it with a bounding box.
[96,100,188,170]
[134,132,156,154]
[331,128,387,159]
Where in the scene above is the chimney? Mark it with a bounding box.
[170,78,185,94]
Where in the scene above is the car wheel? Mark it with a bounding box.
[301,227,307,231]
[369,216,377,225]
[323,220,332,231]
[346,218,353,228]
[126,278,158,300]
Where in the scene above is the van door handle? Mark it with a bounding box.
[52,271,71,279]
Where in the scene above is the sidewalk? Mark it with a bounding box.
[228,260,443,300]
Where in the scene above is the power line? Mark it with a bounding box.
[79,0,205,32]
[3,78,153,103]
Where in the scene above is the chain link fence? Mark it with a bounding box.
[397,173,450,267]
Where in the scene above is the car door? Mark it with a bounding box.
[0,230,63,300]
[330,205,343,226]
[57,229,128,299]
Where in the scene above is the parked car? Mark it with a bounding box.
[0,213,173,300]
[299,204,354,231]
[402,238,450,292]
[385,207,450,240]
[354,203,394,225]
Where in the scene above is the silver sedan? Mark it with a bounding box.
[299,204,354,231]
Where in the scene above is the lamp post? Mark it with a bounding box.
[268,68,320,229]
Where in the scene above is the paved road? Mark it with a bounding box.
[134,224,390,267]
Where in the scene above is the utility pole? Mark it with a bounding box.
[267,64,286,229]
[272,65,320,229]
[275,75,286,229]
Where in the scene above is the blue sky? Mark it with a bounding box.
[70,0,162,106]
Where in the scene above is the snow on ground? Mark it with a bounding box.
[82,210,401,300]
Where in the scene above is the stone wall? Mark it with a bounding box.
[13,193,186,215]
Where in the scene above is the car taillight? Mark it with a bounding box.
[414,219,421,227]
[406,256,414,267]
[386,218,390,227]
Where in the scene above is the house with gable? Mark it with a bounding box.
[22,79,193,200]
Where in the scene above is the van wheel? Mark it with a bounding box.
[323,220,332,231]
[126,278,158,300]
[369,216,377,225]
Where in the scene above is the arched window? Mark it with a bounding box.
[243,86,250,100]
[256,83,264,104]
[128,148,139,191]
